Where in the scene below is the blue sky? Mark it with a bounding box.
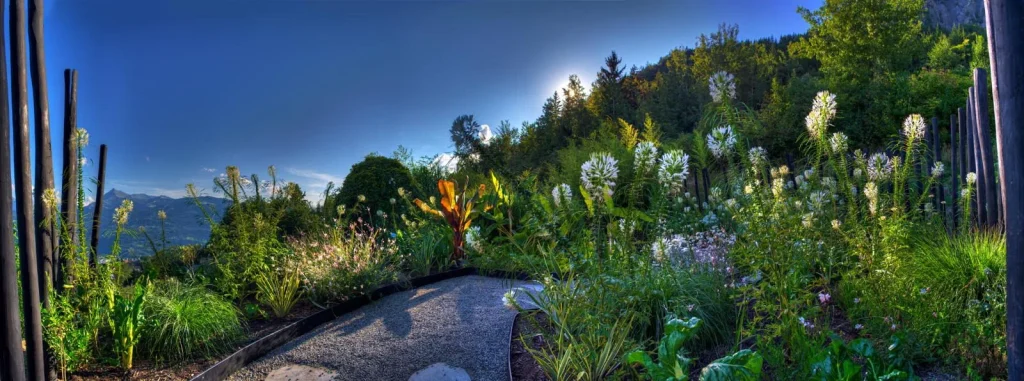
[33,0,819,203]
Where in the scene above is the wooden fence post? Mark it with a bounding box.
[10,0,45,376]
[932,117,943,213]
[951,113,959,228]
[974,70,999,227]
[969,88,983,226]
[29,0,53,315]
[57,69,77,291]
[89,144,107,266]
[0,0,26,375]
[693,167,702,211]
[983,0,1023,376]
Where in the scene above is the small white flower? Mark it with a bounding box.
[581,152,619,201]
[634,141,658,173]
[707,126,737,159]
[931,162,944,178]
[552,183,572,207]
[657,150,690,196]
[831,219,841,230]
[744,184,754,195]
[802,213,815,228]
[829,132,848,153]
[903,114,926,142]
[855,324,864,330]
[358,194,367,203]
[502,289,519,310]
[389,198,396,205]
[867,153,891,181]
[748,147,768,168]
[966,172,977,185]
[708,71,736,102]
[805,91,837,140]
[853,168,863,179]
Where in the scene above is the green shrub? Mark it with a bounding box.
[142,279,245,362]
[335,155,414,223]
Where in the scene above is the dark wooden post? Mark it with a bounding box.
[89,144,108,265]
[29,0,54,312]
[10,0,45,377]
[57,69,77,291]
[692,167,702,211]
[951,113,959,228]
[932,117,943,213]
[969,89,983,226]
[974,69,999,227]
[0,0,26,376]
[983,0,1023,376]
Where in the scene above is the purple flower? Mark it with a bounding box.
[818,292,831,305]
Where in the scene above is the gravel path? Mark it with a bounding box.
[228,275,543,381]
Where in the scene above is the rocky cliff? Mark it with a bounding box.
[925,0,985,29]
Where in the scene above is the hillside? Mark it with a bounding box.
[84,189,231,259]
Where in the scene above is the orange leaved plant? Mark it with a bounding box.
[414,179,489,263]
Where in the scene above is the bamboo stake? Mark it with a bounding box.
[29,0,53,311]
[950,113,959,229]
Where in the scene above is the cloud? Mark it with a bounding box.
[201,167,216,173]
[432,153,459,174]
[285,168,345,205]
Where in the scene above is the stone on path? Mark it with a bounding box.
[408,363,471,381]
[264,365,338,381]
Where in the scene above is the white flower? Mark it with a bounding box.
[502,289,519,310]
[867,153,891,181]
[831,219,841,230]
[829,132,848,153]
[389,198,396,205]
[808,191,829,211]
[805,91,837,139]
[855,324,864,330]
[853,168,863,179]
[357,194,366,203]
[157,210,167,221]
[747,147,768,169]
[795,175,804,187]
[802,213,815,228]
[478,124,493,145]
[772,178,785,197]
[657,150,689,195]
[634,141,658,173]
[707,125,737,159]
[708,71,735,102]
[744,184,754,195]
[961,188,971,199]
[799,316,815,329]
[931,162,944,178]
[966,172,977,185]
[864,182,879,215]
[581,152,619,201]
[397,187,406,197]
[903,114,926,142]
[75,128,90,148]
[42,188,58,211]
[113,199,134,226]
[552,183,572,207]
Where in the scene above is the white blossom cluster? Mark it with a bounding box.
[657,150,690,196]
[708,71,736,103]
[805,91,837,140]
[581,152,619,201]
[707,125,737,159]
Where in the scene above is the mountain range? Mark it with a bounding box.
[83,189,231,259]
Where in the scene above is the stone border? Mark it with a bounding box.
[190,267,531,381]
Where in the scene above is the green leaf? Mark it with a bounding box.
[699,349,762,381]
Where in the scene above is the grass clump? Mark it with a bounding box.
[142,279,245,362]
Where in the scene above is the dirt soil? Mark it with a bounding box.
[510,311,553,381]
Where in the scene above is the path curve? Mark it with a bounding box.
[228,275,543,381]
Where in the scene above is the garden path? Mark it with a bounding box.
[227,275,544,381]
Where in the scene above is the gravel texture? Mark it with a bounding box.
[228,275,543,381]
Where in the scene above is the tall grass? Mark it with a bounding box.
[142,279,245,362]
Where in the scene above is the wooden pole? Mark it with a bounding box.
[969,89,983,226]
[933,117,944,214]
[10,0,45,377]
[57,69,77,291]
[984,0,1023,376]
[0,0,26,376]
[692,167,702,211]
[974,69,999,227]
[951,113,960,229]
[90,144,108,265]
[29,0,53,311]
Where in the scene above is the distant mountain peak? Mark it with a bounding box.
[105,188,131,199]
